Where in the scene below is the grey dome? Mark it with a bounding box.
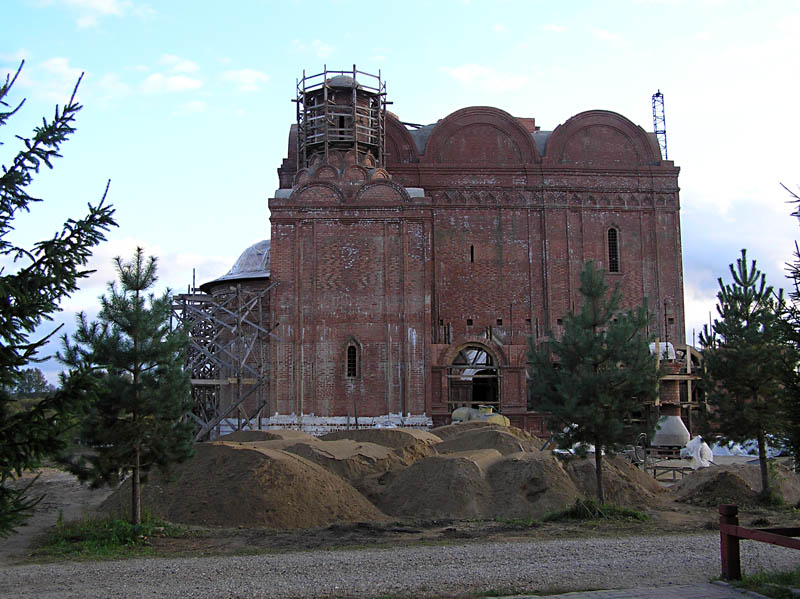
[200,240,270,291]
[328,74,360,89]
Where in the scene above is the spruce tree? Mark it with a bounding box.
[700,249,793,499]
[527,261,658,503]
[0,62,116,537]
[59,248,194,524]
[780,184,800,470]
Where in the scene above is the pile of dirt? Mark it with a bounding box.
[369,451,495,519]
[436,427,539,456]
[101,442,387,529]
[487,452,580,519]
[284,440,407,482]
[321,428,442,449]
[672,464,800,507]
[672,468,760,508]
[218,429,317,443]
[432,421,543,446]
[564,456,665,507]
[321,428,442,465]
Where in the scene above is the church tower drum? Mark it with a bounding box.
[295,66,387,170]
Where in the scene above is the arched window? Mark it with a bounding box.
[346,344,358,378]
[608,227,620,273]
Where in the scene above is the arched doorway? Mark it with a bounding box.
[447,345,500,413]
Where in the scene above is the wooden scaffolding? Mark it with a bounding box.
[172,283,278,441]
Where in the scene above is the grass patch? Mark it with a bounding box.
[542,498,648,523]
[33,511,190,560]
[729,566,800,598]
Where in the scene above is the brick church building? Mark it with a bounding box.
[205,67,684,435]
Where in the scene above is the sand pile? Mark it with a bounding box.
[672,469,760,508]
[321,428,442,465]
[101,442,387,529]
[673,464,800,507]
[436,427,539,456]
[488,452,580,518]
[368,449,584,521]
[284,440,407,482]
[218,429,317,443]
[565,456,665,507]
[369,451,496,519]
[432,421,543,446]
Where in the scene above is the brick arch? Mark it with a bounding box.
[353,179,411,204]
[290,182,345,205]
[385,113,419,166]
[544,110,661,168]
[422,106,539,165]
[438,337,509,368]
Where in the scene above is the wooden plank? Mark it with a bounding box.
[721,524,800,551]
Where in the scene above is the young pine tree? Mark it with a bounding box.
[60,248,194,524]
[0,62,116,537]
[527,261,658,503]
[700,249,793,500]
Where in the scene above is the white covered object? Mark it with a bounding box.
[681,435,713,469]
[649,341,676,360]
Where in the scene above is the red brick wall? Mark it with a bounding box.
[270,105,683,427]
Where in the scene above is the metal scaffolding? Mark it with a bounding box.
[652,89,668,160]
[172,282,278,441]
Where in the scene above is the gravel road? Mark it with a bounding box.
[3,532,800,598]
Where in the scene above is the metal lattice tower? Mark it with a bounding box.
[652,90,668,160]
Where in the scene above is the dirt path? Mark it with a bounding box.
[0,468,112,565]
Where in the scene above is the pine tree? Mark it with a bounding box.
[59,248,194,524]
[700,249,793,499]
[527,261,658,503]
[0,62,116,537]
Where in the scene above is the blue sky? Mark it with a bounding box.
[3,0,800,382]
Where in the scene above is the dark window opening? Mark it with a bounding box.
[608,228,620,273]
[668,317,675,324]
[346,345,358,378]
[439,319,444,326]
[556,318,563,326]
[496,319,503,326]
[525,318,532,324]
[470,245,474,263]
[467,318,474,326]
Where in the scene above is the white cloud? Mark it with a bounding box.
[141,73,203,93]
[93,72,131,105]
[160,54,200,73]
[43,0,156,27]
[221,69,269,92]
[492,24,507,33]
[592,29,621,42]
[440,64,528,92]
[541,24,566,33]
[172,100,206,116]
[291,39,334,59]
[14,56,85,103]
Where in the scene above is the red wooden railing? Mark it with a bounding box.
[719,504,800,580]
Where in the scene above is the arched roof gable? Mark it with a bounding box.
[422,106,539,165]
[385,113,419,166]
[545,110,660,167]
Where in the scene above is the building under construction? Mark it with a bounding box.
[175,66,698,438]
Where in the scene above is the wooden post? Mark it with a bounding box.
[720,504,741,580]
